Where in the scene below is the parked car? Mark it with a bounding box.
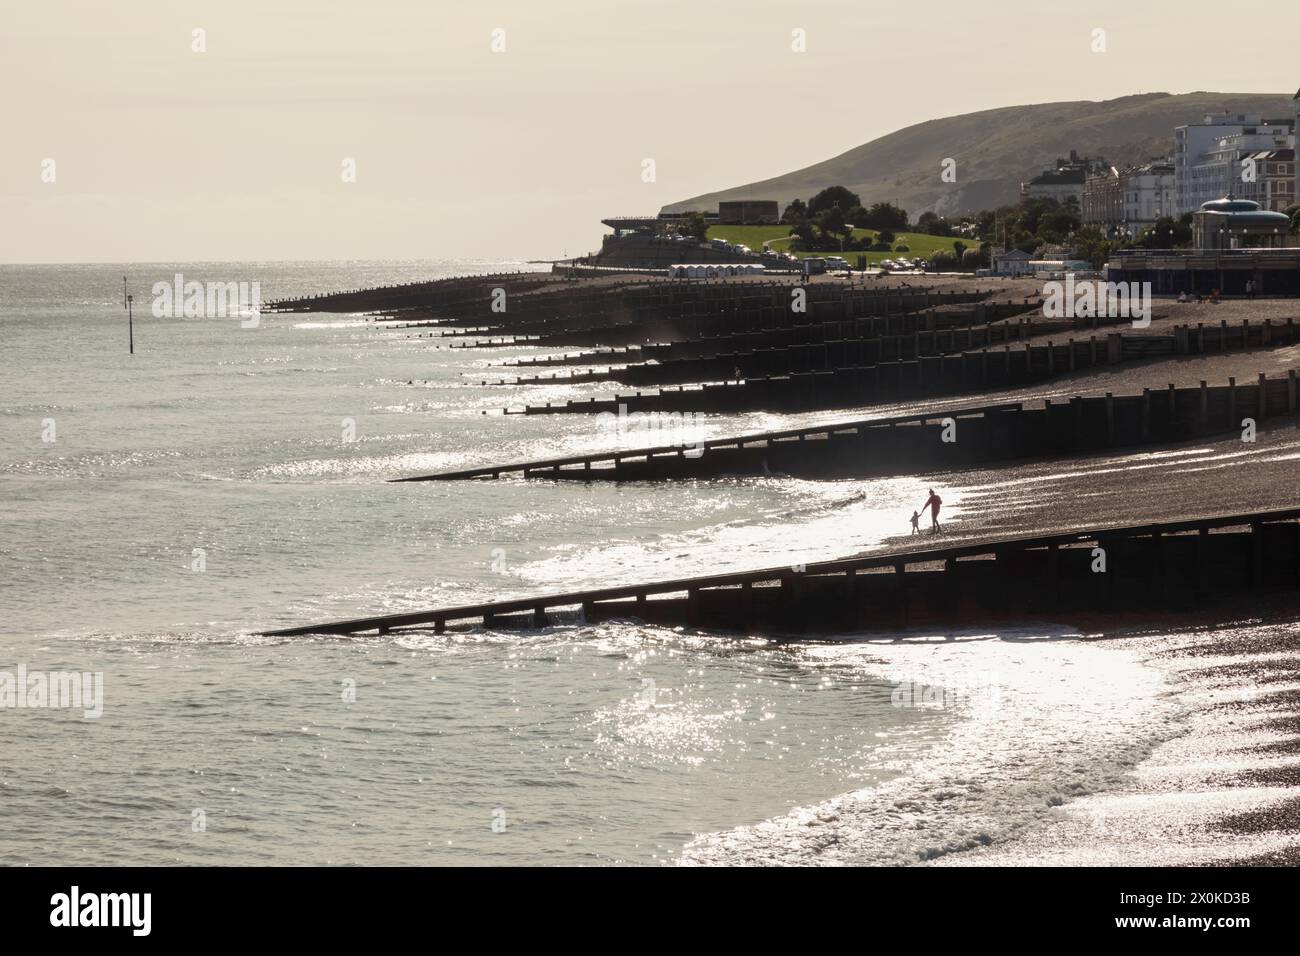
[825,256,852,273]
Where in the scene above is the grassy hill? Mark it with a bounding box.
[707,225,964,263]
[666,92,1297,220]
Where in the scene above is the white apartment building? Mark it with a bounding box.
[1123,161,1176,229]
[1174,113,1294,214]
[1082,160,1176,235]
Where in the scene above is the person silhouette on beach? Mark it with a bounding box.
[910,510,921,535]
[921,489,943,534]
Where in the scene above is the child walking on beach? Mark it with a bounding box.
[910,510,921,535]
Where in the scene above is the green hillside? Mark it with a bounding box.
[667,92,1297,220]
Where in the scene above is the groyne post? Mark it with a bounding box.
[1196,527,1209,599]
[1106,333,1122,364]
[1251,522,1264,590]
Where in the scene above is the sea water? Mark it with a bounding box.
[0,260,1181,865]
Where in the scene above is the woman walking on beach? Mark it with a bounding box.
[921,489,943,534]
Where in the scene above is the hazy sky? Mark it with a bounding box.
[4,0,1299,264]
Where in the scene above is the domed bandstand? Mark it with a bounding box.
[1107,196,1300,295]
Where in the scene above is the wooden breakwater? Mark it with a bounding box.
[265,271,563,314]
[495,311,1147,390]
[430,287,1008,349]
[403,277,948,330]
[266,270,1034,360]
[506,318,1300,416]
[258,508,1300,637]
[425,279,968,328]
[402,371,1298,482]
[449,298,1035,358]
[495,304,1056,369]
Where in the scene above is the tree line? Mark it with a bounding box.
[687,183,1300,270]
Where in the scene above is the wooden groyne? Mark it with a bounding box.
[258,508,1300,637]
[400,401,1021,480]
[495,312,1142,390]
[448,301,1036,360]
[265,271,561,313]
[405,277,952,328]
[503,319,1300,416]
[492,305,1101,370]
[408,279,987,329]
[431,288,1013,350]
[402,371,1299,482]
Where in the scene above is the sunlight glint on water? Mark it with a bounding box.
[1,261,1176,865]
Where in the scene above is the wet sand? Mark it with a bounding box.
[1148,623,1300,866]
[913,614,1300,867]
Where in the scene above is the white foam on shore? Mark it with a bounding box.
[930,626,1300,866]
[681,626,1176,866]
[291,319,372,329]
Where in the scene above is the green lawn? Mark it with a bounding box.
[705,225,976,264]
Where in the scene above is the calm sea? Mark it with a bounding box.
[0,260,1193,865]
